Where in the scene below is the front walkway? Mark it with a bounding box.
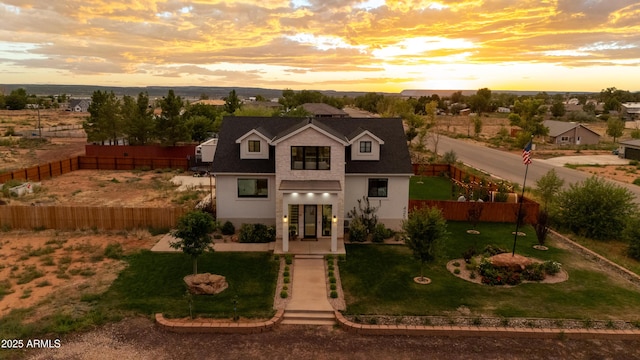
[285,257,333,312]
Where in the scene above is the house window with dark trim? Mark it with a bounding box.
[368,178,388,197]
[237,178,268,198]
[248,140,260,152]
[291,146,331,170]
[359,141,372,153]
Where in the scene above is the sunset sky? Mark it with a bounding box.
[1,0,639,93]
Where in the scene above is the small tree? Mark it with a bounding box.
[467,201,483,231]
[170,210,216,275]
[535,169,565,210]
[606,117,625,143]
[403,207,448,281]
[534,209,550,247]
[348,196,379,236]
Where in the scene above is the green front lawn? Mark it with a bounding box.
[409,176,453,200]
[340,221,640,321]
[100,250,278,319]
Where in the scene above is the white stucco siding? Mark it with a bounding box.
[215,174,276,225]
[344,175,410,230]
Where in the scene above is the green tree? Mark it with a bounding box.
[157,90,189,146]
[473,116,483,138]
[354,92,384,113]
[186,115,215,142]
[5,88,28,110]
[121,92,154,145]
[535,169,565,210]
[550,101,566,118]
[84,90,122,144]
[402,207,448,281]
[170,211,216,275]
[556,176,636,240]
[606,117,624,143]
[224,89,242,114]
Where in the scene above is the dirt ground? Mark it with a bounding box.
[0,229,161,318]
[3,169,205,207]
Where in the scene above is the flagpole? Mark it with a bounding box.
[511,163,529,256]
[512,136,533,257]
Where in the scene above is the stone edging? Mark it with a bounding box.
[155,309,284,334]
[334,311,640,340]
[549,229,640,287]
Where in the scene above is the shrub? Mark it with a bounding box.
[221,221,235,235]
[328,270,334,277]
[522,264,545,281]
[283,271,290,277]
[330,284,336,290]
[285,254,293,265]
[348,217,368,242]
[482,244,507,256]
[371,223,390,243]
[283,277,290,284]
[238,223,275,243]
[330,291,338,298]
[454,269,461,275]
[542,260,562,275]
[557,176,636,240]
[442,150,457,164]
[329,277,336,284]
[462,247,477,263]
[280,290,288,299]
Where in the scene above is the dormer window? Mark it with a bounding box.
[248,140,260,153]
[359,141,372,153]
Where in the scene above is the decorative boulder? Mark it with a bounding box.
[184,273,229,295]
[489,253,533,272]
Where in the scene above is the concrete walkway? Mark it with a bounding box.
[286,257,333,312]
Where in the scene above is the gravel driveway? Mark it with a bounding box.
[18,317,640,360]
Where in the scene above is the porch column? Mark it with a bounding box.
[331,214,337,252]
[282,210,289,253]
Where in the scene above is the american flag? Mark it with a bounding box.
[522,140,532,165]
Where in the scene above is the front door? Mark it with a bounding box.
[304,205,317,238]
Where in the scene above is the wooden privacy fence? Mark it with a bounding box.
[0,156,189,183]
[0,205,187,231]
[408,199,539,224]
[78,156,189,171]
[412,163,503,192]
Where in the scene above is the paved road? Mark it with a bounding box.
[435,136,640,202]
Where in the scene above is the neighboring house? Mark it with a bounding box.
[497,107,511,113]
[301,103,349,118]
[543,120,601,145]
[68,99,91,112]
[622,103,640,121]
[211,116,412,253]
[618,139,640,161]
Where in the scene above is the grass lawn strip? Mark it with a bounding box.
[340,221,640,324]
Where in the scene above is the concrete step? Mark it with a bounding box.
[282,310,336,326]
[294,254,325,259]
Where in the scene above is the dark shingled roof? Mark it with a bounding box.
[212,117,412,174]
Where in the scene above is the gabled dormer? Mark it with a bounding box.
[348,129,384,161]
[235,127,272,159]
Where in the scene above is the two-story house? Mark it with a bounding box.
[211,116,412,253]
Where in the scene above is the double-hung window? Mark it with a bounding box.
[248,140,260,153]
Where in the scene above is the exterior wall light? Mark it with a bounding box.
[283,215,288,223]
[332,215,337,223]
